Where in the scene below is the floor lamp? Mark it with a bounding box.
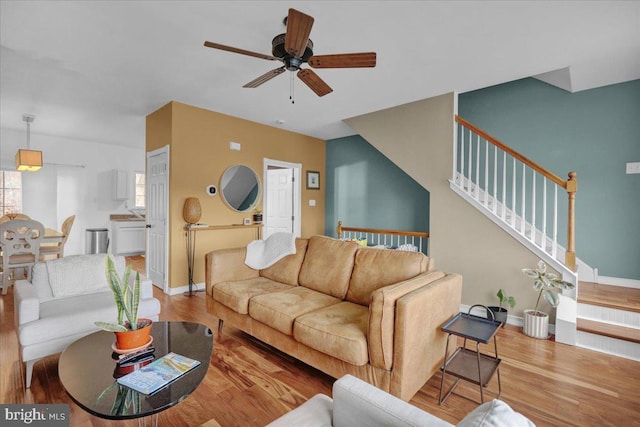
[184,197,203,296]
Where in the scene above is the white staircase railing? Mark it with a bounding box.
[450,117,579,344]
[451,116,578,276]
[450,116,578,345]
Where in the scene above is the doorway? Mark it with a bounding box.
[146,146,169,293]
[263,158,301,239]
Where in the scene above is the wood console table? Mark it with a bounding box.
[183,224,262,240]
[182,224,263,296]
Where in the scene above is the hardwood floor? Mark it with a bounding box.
[2,265,640,426]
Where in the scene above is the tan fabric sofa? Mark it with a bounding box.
[205,235,462,400]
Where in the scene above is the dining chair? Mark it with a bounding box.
[40,215,76,260]
[0,213,31,224]
[0,219,44,295]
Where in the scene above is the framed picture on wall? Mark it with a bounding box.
[306,171,320,190]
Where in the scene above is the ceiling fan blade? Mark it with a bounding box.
[297,69,333,97]
[204,41,278,61]
[308,52,377,68]
[285,8,314,58]
[243,66,286,88]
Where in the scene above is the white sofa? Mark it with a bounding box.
[14,254,161,387]
[267,375,535,427]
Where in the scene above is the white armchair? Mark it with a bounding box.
[14,254,161,388]
[267,375,535,427]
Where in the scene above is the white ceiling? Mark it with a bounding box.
[1,1,639,148]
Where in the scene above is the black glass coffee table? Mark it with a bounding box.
[59,321,213,423]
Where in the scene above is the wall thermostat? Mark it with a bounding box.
[206,184,217,196]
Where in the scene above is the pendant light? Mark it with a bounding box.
[15,114,42,172]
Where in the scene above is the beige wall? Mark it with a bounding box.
[345,94,553,319]
[147,101,326,289]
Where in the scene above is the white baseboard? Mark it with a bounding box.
[459,303,556,335]
[167,282,206,296]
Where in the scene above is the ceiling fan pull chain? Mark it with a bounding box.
[290,72,295,104]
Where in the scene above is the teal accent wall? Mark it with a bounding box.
[325,135,430,244]
[459,78,640,280]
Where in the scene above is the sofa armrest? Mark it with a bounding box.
[14,279,40,326]
[368,270,446,370]
[128,272,154,299]
[333,374,453,427]
[391,273,462,400]
[266,394,333,427]
[205,247,259,295]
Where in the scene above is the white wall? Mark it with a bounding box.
[0,127,145,256]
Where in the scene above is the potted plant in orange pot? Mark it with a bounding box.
[521,260,575,339]
[95,257,152,351]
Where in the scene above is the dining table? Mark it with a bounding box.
[43,227,65,244]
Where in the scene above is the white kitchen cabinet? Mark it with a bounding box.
[112,221,145,255]
[113,169,130,200]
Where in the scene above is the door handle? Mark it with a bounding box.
[145,224,151,228]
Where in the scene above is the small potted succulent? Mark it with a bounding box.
[521,260,575,339]
[487,289,516,326]
[252,208,263,224]
[95,257,152,351]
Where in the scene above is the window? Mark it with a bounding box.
[0,171,22,215]
[135,172,145,208]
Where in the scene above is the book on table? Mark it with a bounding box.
[117,352,201,395]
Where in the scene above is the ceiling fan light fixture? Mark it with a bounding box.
[15,114,42,172]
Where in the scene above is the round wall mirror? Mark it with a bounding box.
[220,165,261,212]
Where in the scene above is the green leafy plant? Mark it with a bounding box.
[522,260,575,315]
[496,288,516,311]
[96,382,140,416]
[95,256,142,332]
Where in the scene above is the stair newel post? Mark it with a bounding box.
[565,171,577,271]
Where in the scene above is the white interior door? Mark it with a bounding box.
[146,146,169,292]
[266,167,293,237]
[263,159,301,239]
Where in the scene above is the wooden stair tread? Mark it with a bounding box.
[577,318,640,344]
[578,281,640,314]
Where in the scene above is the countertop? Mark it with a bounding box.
[110,214,145,222]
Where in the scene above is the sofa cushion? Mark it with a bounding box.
[456,399,535,427]
[347,248,430,305]
[298,236,358,299]
[32,255,126,302]
[294,302,369,366]
[213,277,293,314]
[260,238,309,286]
[249,287,341,336]
[18,291,161,346]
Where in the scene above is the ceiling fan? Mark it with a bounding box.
[204,8,376,98]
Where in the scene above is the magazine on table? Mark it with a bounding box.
[117,352,201,395]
